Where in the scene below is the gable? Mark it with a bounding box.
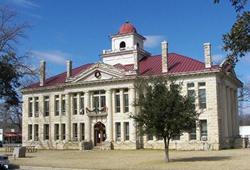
[67,63,126,83]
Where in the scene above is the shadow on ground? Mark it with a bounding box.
[8,164,20,170]
[172,156,231,162]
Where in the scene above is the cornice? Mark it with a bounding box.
[22,69,223,95]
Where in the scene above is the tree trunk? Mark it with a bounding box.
[163,137,170,162]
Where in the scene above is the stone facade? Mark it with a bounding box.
[22,22,242,150]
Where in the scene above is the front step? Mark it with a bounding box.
[93,142,113,150]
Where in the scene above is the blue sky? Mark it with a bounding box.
[1,0,250,112]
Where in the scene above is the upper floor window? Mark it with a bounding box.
[73,94,78,115]
[198,82,207,109]
[28,97,33,117]
[44,96,50,116]
[115,89,121,113]
[187,82,195,103]
[34,97,39,117]
[55,95,60,116]
[124,89,129,112]
[119,41,126,49]
[80,93,84,115]
[61,95,66,115]
[92,90,106,111]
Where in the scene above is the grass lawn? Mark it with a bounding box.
[1,148,250,170]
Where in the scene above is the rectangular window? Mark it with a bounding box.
[61,95,66,115]
[80,123,85,141]
[173,135,180,140]
[34,124,39,141]
[44,124,49,140]
[124,122,129,140]
[189,124,196,140]
[73,94,78,115]
[80,93,84,115]
[157,135,163,140]
[147,134,153,141]
[200,120,208,141]
[61,124,66,140]
[34,97,39,117]
[124,89,129,112]
[93,96,99,109]
[187,82,195,103]
[55,95,60,116]
[28,124,32,140]
[187,82,195,88]
[92,90,106,112]
[115,90,120,113]
[28,98,33,117]
[101,96,106,108]
[44,96,50,116]
[198,82,206,109]
[115,122,121,141]
[73,123,78,141]
[54,124,59,140]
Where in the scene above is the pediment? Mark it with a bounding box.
[67,63,126,83]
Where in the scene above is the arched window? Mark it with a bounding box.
[120,41,126,49]
[136,43,140,48]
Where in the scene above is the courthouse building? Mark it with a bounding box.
[22,22,242,150]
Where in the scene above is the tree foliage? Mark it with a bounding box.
[224,11,250,65]
[132,76,198,162]
[214,0,250,66]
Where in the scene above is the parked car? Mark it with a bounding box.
[0,155,9,169]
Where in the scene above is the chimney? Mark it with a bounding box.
[161,41,168,73]
[39,60,45,86]
[133,45,139,75]
[204,42,212,68]
[66,60,72,78]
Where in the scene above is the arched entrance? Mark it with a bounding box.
[94,122,106,146]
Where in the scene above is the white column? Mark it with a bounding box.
[227,87,232,137]
[129,87,136,143]
[234,89,239,136]
[66,93,71,141]
[120,89,124,114]
[230,89,234,137]
[77,93,81,115]
[106,89,113,142]
[224,86,229,137]
[111,90,116,138]
[85,92,91,141]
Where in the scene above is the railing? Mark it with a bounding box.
[102,46,148,55]
[86,106,108,117]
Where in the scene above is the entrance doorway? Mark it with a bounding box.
[94,122,106,146]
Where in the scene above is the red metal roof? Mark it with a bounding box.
[24,53,219,89]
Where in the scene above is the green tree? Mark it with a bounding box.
[214,0,250,66]
[132,77,198,162]
[0,6,37,131]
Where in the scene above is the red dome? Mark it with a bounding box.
[118,22,137,34]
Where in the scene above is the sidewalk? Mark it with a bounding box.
[19,166,94,170]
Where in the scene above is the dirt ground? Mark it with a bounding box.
[1,148,250,170]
